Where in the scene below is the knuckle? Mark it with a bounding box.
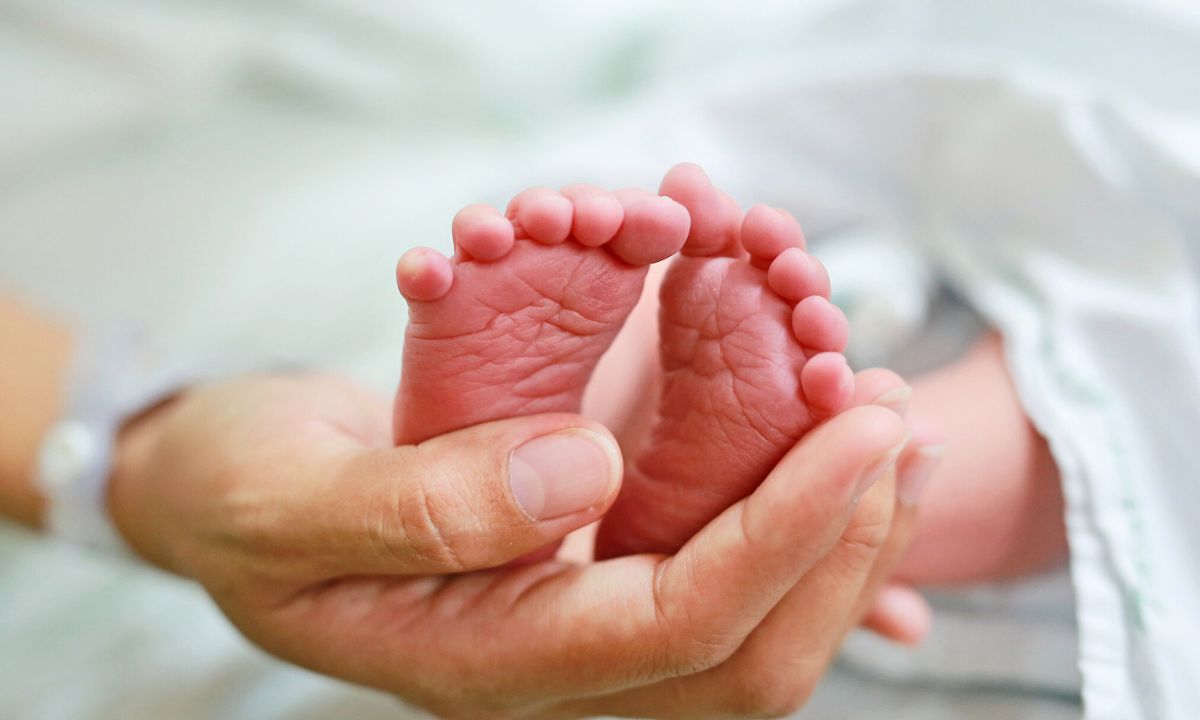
[214,468,286,555]
[838,476,896,560]
[829,513,894,579]
[722,666,815,718]
[650,562,740,677]
[394,479,471,571]
[331,450,473,572]
[666,633,738,678]
[841,513,892,555]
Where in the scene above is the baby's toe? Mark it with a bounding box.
[659,163,742,257]
[768,247,832,301]
[562,184,624,247]
[741,205,806,268]
[452,204,515,261]
[507,188,573,244]
[396,247,454,301]
[607,195,690,266]
[801,352,855,415]
[792,295,849,353]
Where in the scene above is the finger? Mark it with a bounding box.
[860,583,933,647]
[848,367,937,642]
[550,380,919,716]
[653,404,908,658]
[549,415,907,720]
[844,369,939,643]
[854,439,943,643]
[845,466,917,631]
[291,413,624,577]
[257,405,909,711]
[561,375,919,717]
[544,408,910,716]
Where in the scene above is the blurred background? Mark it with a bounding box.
[3,1,1200,718]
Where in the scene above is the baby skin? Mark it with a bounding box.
[395,164,860,558]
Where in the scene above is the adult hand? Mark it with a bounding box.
[108,373,909,719]
[555,371,931,719]
[590,300,938,649]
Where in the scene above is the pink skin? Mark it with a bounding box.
[584,294,935,643]
[594,164,856,560]
[394,186,690,445]
[395,165,939,642]
[897,333,1067,585]
[396,166,856,559]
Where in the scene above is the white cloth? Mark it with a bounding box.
[2,1,1199,718]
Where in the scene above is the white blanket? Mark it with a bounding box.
[2,1,1198,718]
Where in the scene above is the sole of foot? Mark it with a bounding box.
[595,164,859,559]
[394,184,690,446]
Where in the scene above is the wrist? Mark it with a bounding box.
[107,391,184,572]
[0,299,72,528]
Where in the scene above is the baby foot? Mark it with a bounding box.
[394,185,690,446]
[595,164,856,559]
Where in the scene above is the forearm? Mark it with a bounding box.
[0,294,72,528]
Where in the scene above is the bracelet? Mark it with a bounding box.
[34,327,192,554]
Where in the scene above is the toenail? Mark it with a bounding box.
[509,429,621,521]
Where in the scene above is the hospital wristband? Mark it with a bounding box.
[34,328,192,555]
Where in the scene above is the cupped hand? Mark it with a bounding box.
[108,373,909,719]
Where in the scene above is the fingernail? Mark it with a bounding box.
[854,433,910,502]
[509,429,621,520]
[897,444,943,507]
[872,386,912,416]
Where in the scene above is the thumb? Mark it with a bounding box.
[307,413,622,577]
